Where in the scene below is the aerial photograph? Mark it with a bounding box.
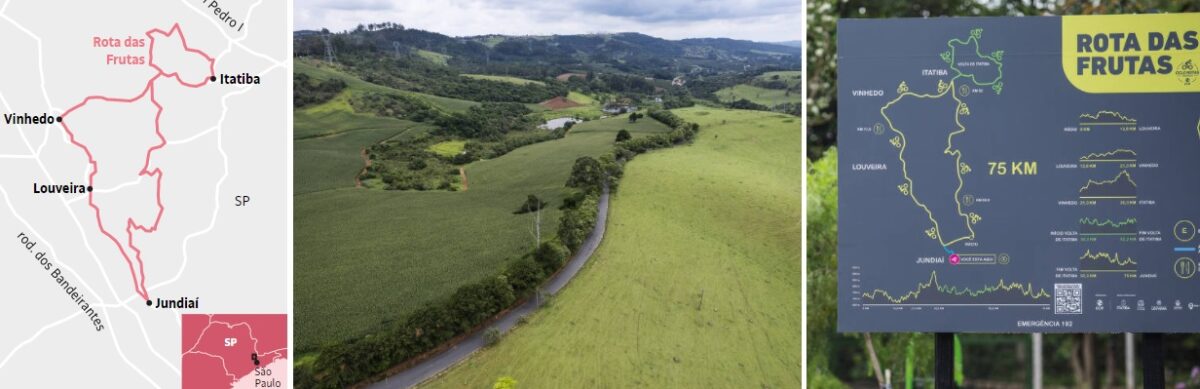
[292,0,801,388]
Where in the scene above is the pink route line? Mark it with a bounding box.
[58,23,216,302]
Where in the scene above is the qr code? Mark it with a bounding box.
[1055,283,1083,314]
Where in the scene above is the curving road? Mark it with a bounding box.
[367,186,610,389]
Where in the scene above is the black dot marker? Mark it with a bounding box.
[56,116,63,123]
[146,300,152,306]
[210,76,217,82]
[86,186,93,192]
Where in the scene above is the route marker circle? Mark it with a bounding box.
[1175,257,1197,279]
[146,300,152,306]
[1175,220,1197,242]
[949,253,960,265]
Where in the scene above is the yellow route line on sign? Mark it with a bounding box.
[1079,170,1137,193]
[861,270,1051,304]
[1079,249,1137,266]
[1079,110,1136,123]
[881,79,976,247]
[1080,148,1137,161]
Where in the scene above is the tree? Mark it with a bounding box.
[533,241,569,273]
[615,129,632,142]
[566,156,604,192]
[515,194,546,214]
[504,257,544,295]
[628,112,641,123]
[494,376,518,389]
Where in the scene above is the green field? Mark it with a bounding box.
[427,140,467,157]
[715,84,802,107]
[566,91,595,105]
[420,107,802,388]
[759,70,803,87]
[295,107,673,353]
[462,74,545,86]
[417,49,451,65]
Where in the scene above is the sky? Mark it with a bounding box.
[294,0,802,43]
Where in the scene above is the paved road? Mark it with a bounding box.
[367,186,611,389]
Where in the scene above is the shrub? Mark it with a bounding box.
[729,98,770,111]
[557,194,598,251]
[533,241,570,273]
[559,190,586,210]
[807,148,842,381]
[448,277,516,332]
[504,257,544,295]
[349,92,439,122]
[615,129,632,142]
[514,194,547,214]
[483,327,502,347]
[647,108,685,128]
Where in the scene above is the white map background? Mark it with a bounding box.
[0,0,289,386]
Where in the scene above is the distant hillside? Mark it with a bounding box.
[294,25,800,79]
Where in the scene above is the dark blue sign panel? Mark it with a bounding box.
[837,15,1200,332]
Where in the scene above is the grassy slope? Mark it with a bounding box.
[566,91,595,105]
[421,107,802,389]
[715,84,802,107]
[295,59,478,113]
[295,114,673,352]
[417,49,451,65]
[759,70,803,86]
[462,74,545,86]
[428,140,467,157]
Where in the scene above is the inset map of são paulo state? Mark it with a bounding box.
[0,0,287,386]
[182,314,287,389]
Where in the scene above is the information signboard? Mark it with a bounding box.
[838,14,1200,332]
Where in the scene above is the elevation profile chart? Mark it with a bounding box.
[838,14,1200,332]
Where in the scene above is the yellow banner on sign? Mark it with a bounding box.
[1062,13,1200,93]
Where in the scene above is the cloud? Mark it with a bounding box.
[307,0,395,11]
[573,0,800,23]
[294,0,801,42]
